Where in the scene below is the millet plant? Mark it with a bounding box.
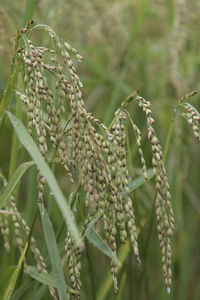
[0,15,199,300]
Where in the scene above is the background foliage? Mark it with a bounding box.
[0,0,200,299]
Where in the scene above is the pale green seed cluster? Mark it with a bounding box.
[125,110,148,181]
[0,211,10,252]
[16,23,144,295]
[65,232,82,300]
[106,208,118,292]
[179,102,200,141]
[80,111,141,290]
[10,196,58,299]
[0,175,11,253]
[17,33,73,183]
[110,113,141,263]
[0,193,57,299]
[176,91,200,141]
[9,22,176,297]
[1,164,56,298]
[136,96,174,292]
[61,49,142,291]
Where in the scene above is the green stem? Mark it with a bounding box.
[108,90,138,130]
[1,0,36,174]
[26,166,38,225]
[0,37,21,124]
[163,121,174,163]
[8,99,23,179]
[3,0,36,267]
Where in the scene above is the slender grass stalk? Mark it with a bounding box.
[163,121,174,163]
[0,12,36,274]
[8,97,23,179]
[26,166,38,226]
[8,0,36,179]
[0,38,20,125]
[0,0,36,124]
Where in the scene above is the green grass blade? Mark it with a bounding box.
[0,0,35,126]
[2,242,28,300]
[7,111,82,247]
[128,168,154,193]
[27,266,77,295]
[0,161,35,209]
[83,214,102,233]
[28,266,57,288]
[26,166,38,226]
[8,99,23,180]
[83,170,154,268]
[85,227,121,267]
[38,203,68,300]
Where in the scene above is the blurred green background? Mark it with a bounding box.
[0,0,200,299]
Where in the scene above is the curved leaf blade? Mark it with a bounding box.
[85,227,121,267]
[28,266,57,288]
[7,111,82,247]
[128,168,154,193]
[0,161,35,209]
[2,243,28,300]
[27,266,77,295]
[39,203,68,300]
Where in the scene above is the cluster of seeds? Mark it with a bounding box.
[0,210,10,252]
[136,96,174,292]
[65,231,82,299]
[125,109,148,181]
[17,31,73,184]
[61,41,143,292]
[0,173,57,299]
[0,21,175,299]
[10,196,58,299]
[177,92,200,141]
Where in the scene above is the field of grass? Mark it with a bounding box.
[0,1,200,299]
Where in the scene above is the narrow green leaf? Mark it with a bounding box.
[28,266,57,288]
[2,243,28,300]
[27,266,77,295]
[7,111,82,247]
[0,161,35,209]
[128,168,154,193]
[85,227,121,267]
[39,203,68,300]
[83,170,154,266]
[83,214,102,233]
